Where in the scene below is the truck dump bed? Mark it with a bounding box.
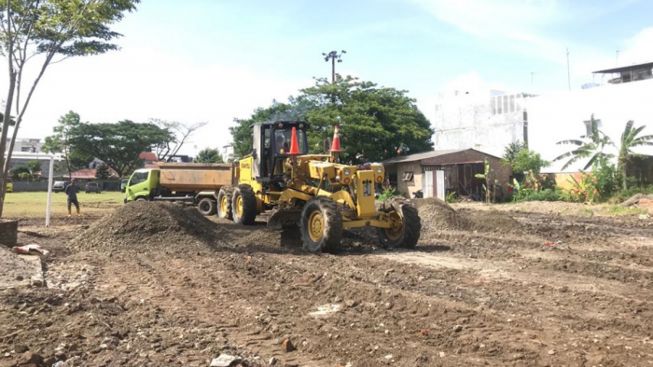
[158,163,233,191]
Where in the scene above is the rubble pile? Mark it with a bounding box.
[69,201,227,252]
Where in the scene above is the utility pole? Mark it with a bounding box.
[616,49,620,66]
[566,48,571,91]
[322,50,346,83]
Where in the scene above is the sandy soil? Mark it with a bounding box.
[1,200,652,367]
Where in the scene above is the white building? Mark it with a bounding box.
[4,138,43,153]
[432,63,653,173]
[433,89,530,158]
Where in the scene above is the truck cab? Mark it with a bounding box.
[124,168,159,202]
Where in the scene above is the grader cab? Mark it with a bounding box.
[217,121,421,252]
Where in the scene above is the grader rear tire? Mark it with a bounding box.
[300,198,342,253]
[378,199,421,249]
[197,197,216,216]
[232,184,257,225]
[217,187,233,220]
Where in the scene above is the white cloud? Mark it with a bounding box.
[1,45,307,156]
[410,0,564,60]
[619,27,653,65]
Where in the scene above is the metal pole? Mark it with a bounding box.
[331,57,336,84]
[45,155,53,226]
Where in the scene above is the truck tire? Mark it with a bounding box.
[197,197,216,216]
[299,197,342,253]
[378,198,421,249]
[217,187,233,220]
[232,184,257,225]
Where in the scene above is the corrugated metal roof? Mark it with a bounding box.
[593,61,653,74]
[382,149,466,164]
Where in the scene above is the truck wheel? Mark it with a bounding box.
[217,187,233,220]
[232,184,257,225]
[300,197,342,253]
[197,197,216,216]
[378,198,421,249]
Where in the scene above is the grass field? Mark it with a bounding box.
[3,191,124,218]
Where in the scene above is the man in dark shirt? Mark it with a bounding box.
[65,179,80,216]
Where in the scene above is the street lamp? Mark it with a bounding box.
[322,50,346,83]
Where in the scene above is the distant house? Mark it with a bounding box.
[383,148,511,200]
[70,168,97,180]
[70,167,119,180]
[139,151,159,168]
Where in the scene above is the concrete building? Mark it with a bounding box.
[432,63,653,174]
[4,138,43,153]
[433,89,530,158]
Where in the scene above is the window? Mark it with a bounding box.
[129,171,148,185]
[401,171,414,182]
[273,128,307,155]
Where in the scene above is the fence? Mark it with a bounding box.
[10,180,122,192]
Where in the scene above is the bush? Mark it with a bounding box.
[378,187,398,201]
[609,185,653,203]
[513,188,563,202]
[445,191,457,203]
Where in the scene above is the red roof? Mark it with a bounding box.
[139,151,158,161]
[70,168,97,179]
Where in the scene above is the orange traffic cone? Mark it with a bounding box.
[330,124,342,152]
[289,126,300,155]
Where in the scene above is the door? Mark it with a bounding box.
[435,170,445,200]
[423,170,434,198]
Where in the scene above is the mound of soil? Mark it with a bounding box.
[413,198,522,235]
[413,198,473,232]
[460,209,523,233]
[69,201,227,252]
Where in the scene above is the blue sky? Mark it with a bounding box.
[10,0,653,153]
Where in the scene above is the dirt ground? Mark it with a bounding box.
[1,199,652,367]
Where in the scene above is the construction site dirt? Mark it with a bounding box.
[1,199,652,367]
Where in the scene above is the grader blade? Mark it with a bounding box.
[267,207,302,229]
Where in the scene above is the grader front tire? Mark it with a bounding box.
[300,198,342,253]
[232,184,257,225]
[378,199,421,249]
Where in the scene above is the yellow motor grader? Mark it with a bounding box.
[217,121,421,252]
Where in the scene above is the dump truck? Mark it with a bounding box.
[123,163,234,215]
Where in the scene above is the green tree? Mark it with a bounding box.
[67,120,173,177]
[0,0,139,217]
[194,148,224,164]
[512,149,548,174]
[42,111,82,177]
[229,101,295,158]
[26,160,41,175]
[229,76,434,162]
[299,76,433,162]
[617,120,653,190]
[503,141,525,163]
[95,163,110,180]
[554,115,614,170]
[10,165,30,180]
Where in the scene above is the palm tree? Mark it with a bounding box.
[554,115,614,170]
[617,120,653,189]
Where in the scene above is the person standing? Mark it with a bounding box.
[65,179,80,216]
